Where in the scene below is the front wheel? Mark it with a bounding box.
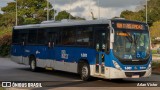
[80,63,90,81]
[30,58,37,72]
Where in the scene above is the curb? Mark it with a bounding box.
[152,71,160,75]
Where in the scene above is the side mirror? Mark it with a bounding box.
[110,27,114,43]
[110,33,114,43]
[21,41,25,46]
[48,42,51,48]
[48,42,55,48]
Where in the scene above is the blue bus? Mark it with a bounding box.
[11,19,152,80]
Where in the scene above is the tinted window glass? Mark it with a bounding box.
[76,26,93,47]
[27,29,37,44]
[37,29,47,45]
[20,29,28,44]
[12,30,20,44]
[47,27,60,45]
[94,25,110,52]
[61,27,76,45]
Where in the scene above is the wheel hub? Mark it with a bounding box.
[31,60,35,70]
[82,66,88,77]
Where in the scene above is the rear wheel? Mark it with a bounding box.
[80,63,90,81]
[30,57,37,72]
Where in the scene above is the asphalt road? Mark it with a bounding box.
[0,58,160,88]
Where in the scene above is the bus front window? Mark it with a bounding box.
[113,30,150,60]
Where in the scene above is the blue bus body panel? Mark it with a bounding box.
[11,45,23,56]
[11,45,97,64]
[54,47,96,64]
[109,50,152,71]
[11,45,151,70]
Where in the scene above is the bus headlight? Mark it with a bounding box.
[112,60,122,70]
[147,62,151,70]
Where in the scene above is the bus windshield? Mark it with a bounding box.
[113,30,150,60]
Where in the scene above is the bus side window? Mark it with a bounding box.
[19,29,28,45]
[61,27,76,45]
[37,29,47,45]
[76,26,93,47]
[12,30,20,44]
[47,27,61,46]
[94,25,110,53]
[27,29,37,44]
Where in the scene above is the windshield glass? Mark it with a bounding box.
[113,30,150,60]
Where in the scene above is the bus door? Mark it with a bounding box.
[95,28,109,76]
[47,30,59,61]
[20,30,28,64]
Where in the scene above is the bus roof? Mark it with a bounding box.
[14,19,111,29]
[13,19,146,30]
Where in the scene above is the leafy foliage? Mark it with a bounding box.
[152,61,160,72]
[55,10,85,21]
[55,11,72,21]
[120,0,160,40]
[1,0,55,25]
[0,0,85,56]
[0,0,85,26]
[0,27,12,57]
[120,0,160,25]
[150,21,160,39]
[0,31,12,56]
[147,0,160,24]
[120,10,145,22]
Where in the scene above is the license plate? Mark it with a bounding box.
[132,75,140,78]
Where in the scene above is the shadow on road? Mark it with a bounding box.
[17,67,158,83]
[17,67,81,80]
[12,67,159,88]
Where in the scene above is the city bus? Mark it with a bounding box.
[11,19,152,80]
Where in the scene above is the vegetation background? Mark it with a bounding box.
[0,0,160,56]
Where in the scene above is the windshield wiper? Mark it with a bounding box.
[124,31,133,43]
[134,33,142,45]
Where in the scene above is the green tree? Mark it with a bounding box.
[55,10,85,21]
[120,0,160,25]
[55,10,74,21]
[0,14,2,18]
[147,0,160,25]
[1,0,56,25]
[0,12,16,27]
[0,0,85,56]
[150,21,160,39]
[120,10,145,22]
[1,2,16,13]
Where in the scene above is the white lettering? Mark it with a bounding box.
[137,83,146,86]
[147,83,158,87]
[81,53,87,57]
[28,83,42,87]
[125,66,132,70]
[137,83,158,87]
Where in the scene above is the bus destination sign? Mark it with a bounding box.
[116,23,144,30]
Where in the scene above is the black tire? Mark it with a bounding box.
[30,57,37,72]
[80,62,90,81]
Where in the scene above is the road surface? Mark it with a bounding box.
[0,57,160,90]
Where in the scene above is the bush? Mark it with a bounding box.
[0,33,12,56]
[152,50,157,54]
[152,61,160,68]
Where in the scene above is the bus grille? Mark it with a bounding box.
[125,72,146,77]
[120,60,148,65]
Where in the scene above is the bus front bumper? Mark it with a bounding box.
[107,67,151,79]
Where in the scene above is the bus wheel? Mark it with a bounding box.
[80,63,90,81]
[30,58,37,72]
